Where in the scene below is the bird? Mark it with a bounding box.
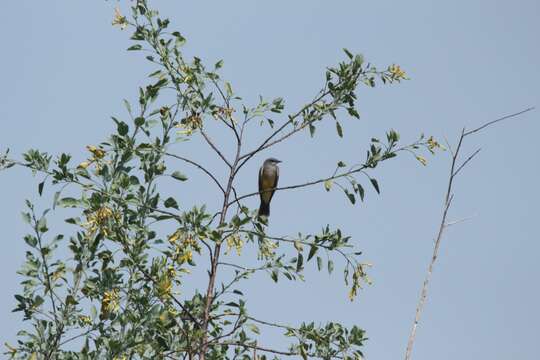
[258,157,281,217]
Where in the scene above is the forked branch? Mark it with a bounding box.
[404,107,534,360]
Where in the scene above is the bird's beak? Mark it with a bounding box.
[275,159,282,163]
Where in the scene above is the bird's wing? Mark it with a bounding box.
[258,166,264,200]
[267,165,279,203]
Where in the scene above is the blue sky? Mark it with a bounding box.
[1,1,539,359]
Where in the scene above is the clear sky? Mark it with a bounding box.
[1,1,539,359]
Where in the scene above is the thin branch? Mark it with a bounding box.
[404,107,534,360]
[200,129,232,168]
[247,316,293,330]
[228,165,367,207]
[164,152,225,194]
[452,148,481,177]
[221,342,297,356]
[463,107,534,137]
[445,213,477,227]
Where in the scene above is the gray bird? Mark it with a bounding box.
[258,157,281,217]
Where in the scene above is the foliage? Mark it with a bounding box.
[2,1,441,359]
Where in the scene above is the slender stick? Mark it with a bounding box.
[164,152,225,194]
[404,107,534,360]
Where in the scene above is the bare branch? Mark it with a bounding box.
[405,107,534,360]
[200,129,232,168]
[445,213,477,227]
[164,152,225,194]
[463,107,534,137]
[452,148,481,178]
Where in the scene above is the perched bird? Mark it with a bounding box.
[258,157,281,217]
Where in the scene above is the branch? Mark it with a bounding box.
[164,152,225,194]
[200,129,232,168]
[463,107,534,137]
[228,165,367,207]
[221,342,297,356]
[234,90,329,175]
[404,107,534,360]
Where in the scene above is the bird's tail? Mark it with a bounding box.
[258,201,270,217]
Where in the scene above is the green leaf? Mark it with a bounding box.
[38,181,45,196]
[370,178,380,194]
[328,260,334,274]
[164,197,179,209]
[171,171,188,181]
[317,256,323,271]
[123,99,132,116]
[117,121,129,136]
[225,82,233,97]
[52,191,61,209]
[357,184,365,201]
[309,124,316,137]
[134,117,145,127]
[296,253,304,272]
[57,197,78,208]
[127,44,142,51]
[21,212,31,224]
[270,270,278,283]
[336,122,343,137]
[337,161,346,168]
[247,323,260,335]
[33,295,44,307]
[24,235,37,248]
[37,217,48,233]
[344,189,356,204]
[307,245,318,261]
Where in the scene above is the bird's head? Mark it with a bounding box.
[264,157,282,166]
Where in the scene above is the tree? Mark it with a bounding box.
[1,1,441,359]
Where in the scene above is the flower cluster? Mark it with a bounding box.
[168,230,201,265]
[100,288,120,319]
[111,7,128,30]
[259,238,278,260]
[82,206,118,238]
[225,233,244,256]
[176,113,202,136]
[78,145,107,170]
[388,64,407,81]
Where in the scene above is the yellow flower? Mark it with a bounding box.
[388,64,407,80]
[111,6,128,30]
[167,265,176,278]
[348,264,369,301]
[77,161,91,169]
[86,145,106,159]
[4,342,17,356]
[157,275,172,299]
[101,288,120,317]
[259,239,278,260]
[177,113,202,135]
[426,136,446,153]
[78,315,93,326]
[225,234,244,256]
[51,268,65,282]
[83,206,115,237]
[168,230,181,244]
[178,250,193,264]
[416,155,428,166]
